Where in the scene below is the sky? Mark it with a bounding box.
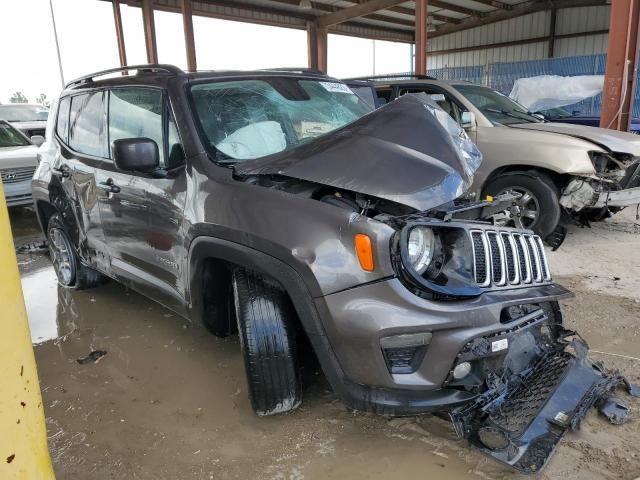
[0,0,411,104]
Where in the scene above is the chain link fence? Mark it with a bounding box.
[426,53,640,118]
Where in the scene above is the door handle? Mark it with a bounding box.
[52,166,71,178]
[97,178,121,194]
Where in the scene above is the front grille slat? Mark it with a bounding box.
[487,232,506,286]
[471,231,490,287]
[471,229,550,288]
[501,233,518,284]
[525,235,542,282]
[534,236,551,281]
[0,166,36,184]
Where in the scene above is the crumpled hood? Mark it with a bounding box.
[510,122,640,155]
[234,94,481,212]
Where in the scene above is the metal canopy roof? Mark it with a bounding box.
[111,0,609,43]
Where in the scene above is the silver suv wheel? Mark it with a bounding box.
[494,187,540,229]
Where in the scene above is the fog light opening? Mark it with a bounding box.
[452,361,472,380]
[478,426,510,450]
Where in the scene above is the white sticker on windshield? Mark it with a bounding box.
[319,82,353,94]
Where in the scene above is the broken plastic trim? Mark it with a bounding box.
[450,335,639,474]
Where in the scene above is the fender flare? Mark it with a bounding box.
[35,183,81,248]
[186,235,348,396]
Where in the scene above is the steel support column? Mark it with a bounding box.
[307,22,327,73]
[548,8,556,58]
[414,0,428,75]
[112,0,128,68]
[142,0,158,64]
[181,0,197,71]
[600,0,640,131]
[307,22,318,70]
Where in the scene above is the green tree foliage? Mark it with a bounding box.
[35,93,50,108]
[9,91,28,103]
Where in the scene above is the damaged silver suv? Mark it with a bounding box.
[33,65,637,473]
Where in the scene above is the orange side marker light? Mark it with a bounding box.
[355,234,374,272]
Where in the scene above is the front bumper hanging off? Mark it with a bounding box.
[594,185,640,208]
[450,337,638,474]
[561,157,640,212]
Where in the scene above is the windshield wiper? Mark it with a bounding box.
[485,107,538,123]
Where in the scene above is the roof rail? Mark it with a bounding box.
[263,67,325,76]
[65,64,183,88]
[344,73,437,81]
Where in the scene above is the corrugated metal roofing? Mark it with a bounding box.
[428,4,610,69]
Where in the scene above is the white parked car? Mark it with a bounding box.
[0,104,49,138]
[0,120,41,207]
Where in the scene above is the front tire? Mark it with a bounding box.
[46,213,105,289]
[232,268,302,416]
[482,172,561,239]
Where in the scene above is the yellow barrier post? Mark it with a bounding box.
[0,180,55,479]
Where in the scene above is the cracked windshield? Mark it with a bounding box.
[191,78,372,161]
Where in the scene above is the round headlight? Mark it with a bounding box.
[407,227,436,274]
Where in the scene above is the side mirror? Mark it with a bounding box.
[532,113,545,121]
[572,110,581,116]
[461,111,476,130]
[30,135,44,147]
[112,138,159,173]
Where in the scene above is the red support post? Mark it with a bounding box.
[142,0,158,64]
[181,0,197,72]
[307,22,327,73]
[317,26,328,73]
[112,0,127,68]
[414,0,428,75]
[600,0,640,131]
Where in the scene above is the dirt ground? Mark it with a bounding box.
[10,206,640,480]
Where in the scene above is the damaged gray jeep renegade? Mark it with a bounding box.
[33,65,637,473]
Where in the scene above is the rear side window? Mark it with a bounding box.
[399,87,462,123]
[108,88,164,166]
[375,88,393,105]
[349,85,377,109]
[69,92,107,157]
[56,97,70,143]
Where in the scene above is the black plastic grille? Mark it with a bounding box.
[487,233,502,283]
[471,230,550,287]
[471,231,487,285]
[489,353,571,433]
[382,346,425,374]
[514,235,529,282]
[501,233,517,283]
[525,238,540,280]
